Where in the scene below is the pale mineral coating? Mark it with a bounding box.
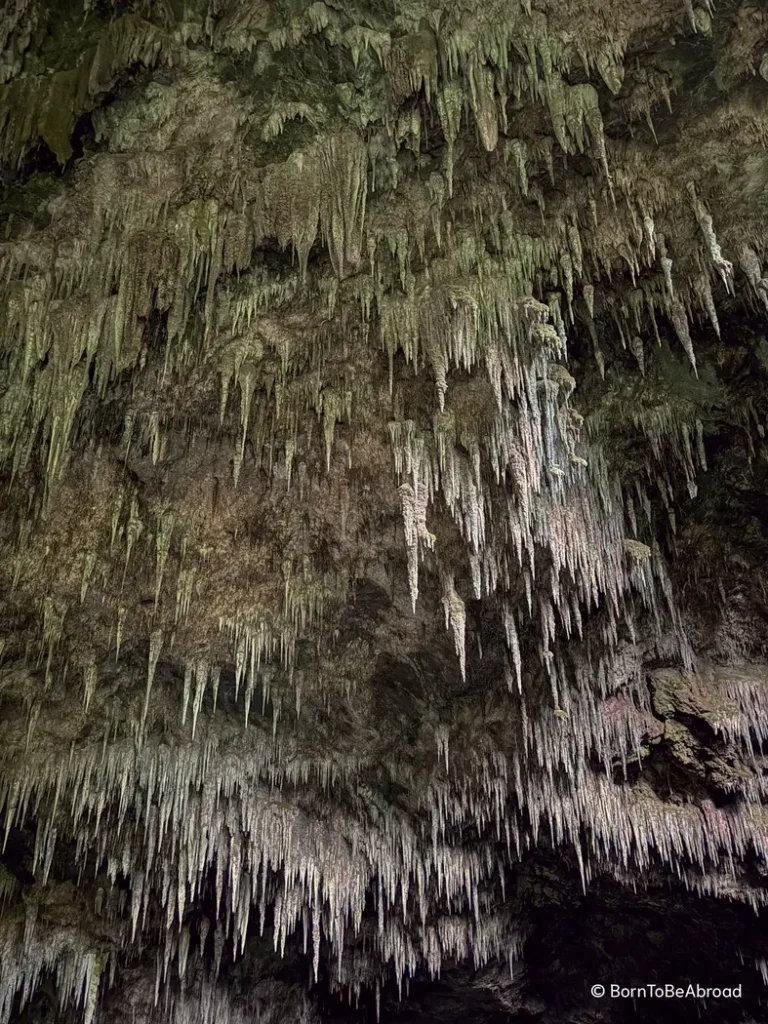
[1,0,768,1022]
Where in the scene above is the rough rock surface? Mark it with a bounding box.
[2,0,768,1021]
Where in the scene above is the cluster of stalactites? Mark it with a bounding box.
[0,12,167,169]
[143,975,320,1024]
[1,0,756,498]
[4,653,768,1022]
[0,730,521,1009]
[689,665,768,757]
[0,899,117,1024]
[382,284,686,710]
[0,196,238,490]
[0,27,750,518]
[3,5,768,1020]
[0,109,369,493]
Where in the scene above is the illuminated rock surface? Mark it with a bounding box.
[2,0,768,1020]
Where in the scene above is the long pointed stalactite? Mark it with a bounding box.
[2,0,768,1021]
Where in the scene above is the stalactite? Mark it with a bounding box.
[440,575,467,681]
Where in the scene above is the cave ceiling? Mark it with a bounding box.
[3,0,768,1021]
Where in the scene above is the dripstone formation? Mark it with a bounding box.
[2,1,768,1021]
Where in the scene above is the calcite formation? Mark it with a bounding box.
[2,0,768,1021]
